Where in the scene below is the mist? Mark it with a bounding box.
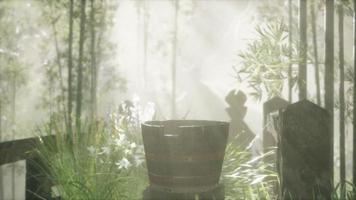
[1,0,355,199]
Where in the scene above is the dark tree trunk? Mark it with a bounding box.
[11,74,16,127]
[11,73,16,199]
[143,0,148,86]
[90,0,97,122]
[325,0,334,186]
[171,0,179,119]
[49,66,54,134]
[0,101,1,139]
[94,0,106,103]
[353,0,356,188]
[67,0,74,137]
[288,0,293,103]
[311,1,321,106]
[298,0,307,100]
[96,3,105,76]
[52,18,68,128]
[0,99,3,200]
[338,3,345,198]
[75,0,87,134]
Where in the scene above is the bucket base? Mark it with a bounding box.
[142,184,224,200]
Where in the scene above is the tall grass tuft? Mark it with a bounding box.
[34,115,148,199]
[222,136,278,200]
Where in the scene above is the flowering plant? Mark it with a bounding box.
[35,97,155,199]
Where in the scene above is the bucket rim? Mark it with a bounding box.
[141,120,229,129]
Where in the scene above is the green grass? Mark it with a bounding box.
[34,122,279,200]
[34,119,148,200]
[222,137,278,200]
[32,118,356,200]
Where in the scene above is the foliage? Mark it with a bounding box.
[333,1,356,123]
[31,95,356,199]
[331,181,356,200]
[35,122,147,199]
[250,0,327,103]
[337,0,354,16]
[344,64,354,122]
[34,96,282,199]
[0,1,32,136]
[222,135,278,200]
[36,0,126,127]
[222,137,356,200]
[236,21,297,100]
[34,102,152,199]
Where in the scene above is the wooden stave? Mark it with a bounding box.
[141,120,229,190]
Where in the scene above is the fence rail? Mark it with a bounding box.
[0,135,56,199]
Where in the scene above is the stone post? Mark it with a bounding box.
[278,100,333,199]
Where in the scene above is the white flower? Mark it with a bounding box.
[114,122,120,132]
[115,158,132,169]
[117,127,126,134]
[110,113,117,120]
[124,148,132,155]
[135,145,144,154]
[134,155,144,167]
[98,146,111,155]
[130,142,137,149]
[115,134,127,146]
[142,102,156,122]
[87,146,96,155]
[0,115,6,122]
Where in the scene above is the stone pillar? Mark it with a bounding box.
[225,90,254,148]
[278,100,333,199]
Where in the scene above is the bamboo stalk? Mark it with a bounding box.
[67,0,74,139]
[353,0,356,189]
[288,0,293,103]
[311,1,321,106]
[298,0,307,100]
[90,0,97,122]
[325,0,335,186]
[338,3,345,198]
[75,0,87,135]
[171,0,179,119]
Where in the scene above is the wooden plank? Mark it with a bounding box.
[0,135,55,166]
[0,135,57,199]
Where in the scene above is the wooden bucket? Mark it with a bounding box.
[141,120,229,193]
